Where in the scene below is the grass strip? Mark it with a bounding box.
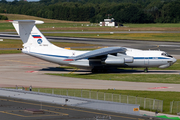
[123,23,180,28]
[92,89,180,114]
[0,39,23,48]
[0,50,21,54]
[44,33,180,42]
[46,73,180,84]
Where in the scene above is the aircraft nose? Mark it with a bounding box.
[169,57,176,66]
[172,57,177,63]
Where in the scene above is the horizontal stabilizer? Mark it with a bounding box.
[9,20,44,24]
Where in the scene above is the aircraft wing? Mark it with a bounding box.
[64,47,126,61]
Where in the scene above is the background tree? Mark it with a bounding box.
[0,0,7,3]
[0,0,179,23]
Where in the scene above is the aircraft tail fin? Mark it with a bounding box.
[10,20,51,46]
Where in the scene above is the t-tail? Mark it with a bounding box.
[10,20,52,47]
[9,20,85,66]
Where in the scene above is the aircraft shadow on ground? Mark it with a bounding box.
[39,67,179,74]
[39,67,90,72]
[40,67,70,71]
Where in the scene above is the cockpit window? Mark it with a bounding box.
[161,52,173,58]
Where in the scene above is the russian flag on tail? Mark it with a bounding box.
[32,35,42,38]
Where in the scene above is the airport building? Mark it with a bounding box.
[99,18,116,27]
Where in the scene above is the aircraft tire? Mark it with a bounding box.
[144,68,148,73]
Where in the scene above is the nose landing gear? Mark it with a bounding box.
[144,67,148,73]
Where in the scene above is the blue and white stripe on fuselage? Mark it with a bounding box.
[22,48,176,69]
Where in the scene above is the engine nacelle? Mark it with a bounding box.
[117,53,133,63]
[103,54,134,65]
[105,58,124,65]
[124,57,134,63]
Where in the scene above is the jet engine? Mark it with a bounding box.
[103,54,134,65]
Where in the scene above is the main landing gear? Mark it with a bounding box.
[144,67,148,73]
[91,68,107,73]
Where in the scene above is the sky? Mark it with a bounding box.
[6,0,40,1]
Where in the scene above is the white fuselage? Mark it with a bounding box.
[22,44,176,69]
[10,20,176,71]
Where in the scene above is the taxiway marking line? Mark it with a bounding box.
[0,111,62,117]
[6,60,46,65]
[42,109,68,115]
[0,111,26,117]
[69,68,79,74]
[1,109,68,116]
[0,98,140,119]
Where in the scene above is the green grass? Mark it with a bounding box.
[0,50,21,54]
[0,39,23,48]
[93,89,180,114]
[124,23,180,28]
[3,20,180,33]
[46,73,180,84]
[44,33,180,42]
[3,22,180,32]
[0,22,90,32]
[0,39,23,54]
[36,23,93,28]
[0,23,14,31]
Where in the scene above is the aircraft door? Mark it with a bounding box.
[144,57,149,65]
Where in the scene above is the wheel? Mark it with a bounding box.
[144,68,148,73]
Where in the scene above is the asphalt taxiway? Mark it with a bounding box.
[0,96,145,120]
[0,54,180,92]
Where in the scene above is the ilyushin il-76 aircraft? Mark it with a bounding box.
[10,20,176,73]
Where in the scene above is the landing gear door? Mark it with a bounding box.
[144,57,149,65]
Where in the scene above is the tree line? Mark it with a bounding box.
[0,0,180,23]
[0,14,8,20]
